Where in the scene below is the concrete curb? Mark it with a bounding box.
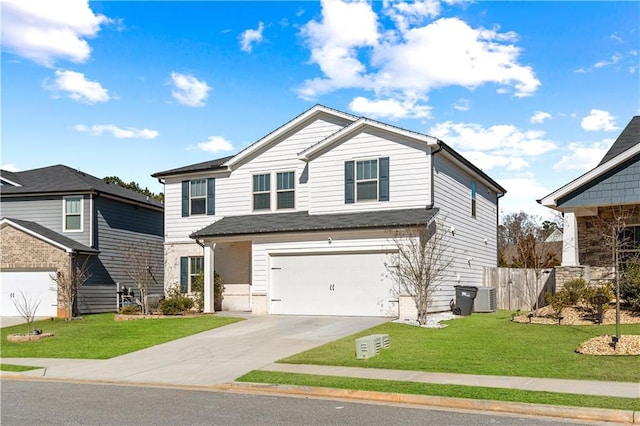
[2,373,637,424]
[222,382,639,425]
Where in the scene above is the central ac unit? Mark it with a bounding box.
[474,287,497,313]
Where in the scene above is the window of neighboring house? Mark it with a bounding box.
[181,178,215,217]
[356,159,378,201]
[180,256,203,293]
[190,179,206,215]
[471,182,477,217]
[63,196,82,231]
[276,171,295,209]
[253,173,271,210]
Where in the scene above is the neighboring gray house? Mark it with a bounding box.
[539,116,640,276]
[1,165,164,316]
[153,105,506,319]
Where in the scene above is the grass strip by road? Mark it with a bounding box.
[280,311,640,382]
[0,364,42,372]
[237,371,640,412]
[0,313,242,359]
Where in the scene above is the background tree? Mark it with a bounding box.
[51,256,92,320]
[386,220,452,325]
[125,242,161,314]
[10,291,41,334]
[103,176,164,202]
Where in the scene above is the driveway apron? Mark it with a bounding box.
[6,315,387,386]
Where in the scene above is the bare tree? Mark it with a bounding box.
[386,220,452,325]
[125,242,160,314]
[51,256,92,320]
[10,291,41,334]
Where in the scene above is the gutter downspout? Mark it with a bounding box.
[426,141,444,210]
[496,191,506,265]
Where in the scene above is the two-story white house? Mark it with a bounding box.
[152,105,505,319]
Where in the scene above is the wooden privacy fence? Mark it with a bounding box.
[482,267,556,311]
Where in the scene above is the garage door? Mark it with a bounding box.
[270,252,397,317]
[1,271,58,317]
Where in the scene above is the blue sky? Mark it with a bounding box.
[2,0,639,219]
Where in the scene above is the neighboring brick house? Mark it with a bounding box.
[539,116,640,285]
[1,165,164,317]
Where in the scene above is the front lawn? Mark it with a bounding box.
[0,364,42,372]
[280,311,640,382]
[0,313,242,359]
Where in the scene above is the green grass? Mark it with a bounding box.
[0,313,242,359]
[0,363,42,372]
[280,311,640,382]
[237,371,640,412]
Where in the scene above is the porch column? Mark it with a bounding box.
[203,243,216,313]
[562,210,579,266]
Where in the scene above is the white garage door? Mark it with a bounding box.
[1,271,58,317]
[270,252,397,317]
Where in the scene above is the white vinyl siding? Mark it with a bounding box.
[309,130,431,214]
[63,196,83,232]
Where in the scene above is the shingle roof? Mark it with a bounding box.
[2,217,99,254]
[151,156,233,178]
[598,116,640,166]
[191,208,439,238]
[0,165,163,209]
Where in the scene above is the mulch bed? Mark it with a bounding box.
[513,305,640,356]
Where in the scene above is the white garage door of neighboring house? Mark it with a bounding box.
[270,252,397,317]
[1,271,58,317]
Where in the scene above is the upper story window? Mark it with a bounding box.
[345,157,389,204]
[63,196,83,232]
[276,171,295,209]
[253,174,271,210]
[471,182,477,217]
[181,178,215,217]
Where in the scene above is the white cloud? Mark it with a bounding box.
[46,70,109,103]
[530,111,552,124]
[452,98,470,111]
[240,22,265,53]
[594,53,622,69]
[75,124,159,139]
[197,136,234,153]
[170,72,211,107]
[349,96,431,119]
[610,32,624,43]
[552,139,615,172]
[499,176,555,219]
[581,109,618,131]
[0,164,20,172]
[1,0,110,67]
[298,1,540,119]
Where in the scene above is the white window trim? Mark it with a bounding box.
[276,170,295,210]
[252,173,271,211]
[62,196,84,233]
[355,158,379,202]
[189,179,207,216]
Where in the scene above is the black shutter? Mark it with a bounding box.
[180,257,188,293]
[379,157,389,202]
[345,161,355,204]
[207,178,215,215]
[181,181,189,217]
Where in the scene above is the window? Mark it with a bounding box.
[345,158,389,204]
[180,256,203,293]
[190,179,206,215]
[618,225,640,263]
[63,196,82,231]
[471,182,477,217]
[253,174,271,210]
[276,171,295,209]
[181,178,215,217]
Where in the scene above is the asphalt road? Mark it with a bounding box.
[1,380,602,426]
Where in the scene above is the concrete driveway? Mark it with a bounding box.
[3,314,388,386]
[1,316,50,328]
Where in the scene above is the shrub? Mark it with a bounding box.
[621,260,640,312]
[582,283,614,315]
[545,290,570,317]
[159,286,194,315]
[191,272,205,312]
[119,306,139,315]
[562,278,588,305]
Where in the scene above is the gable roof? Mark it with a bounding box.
[0,170,23,186]
[151,156,232,178]
[598,116,640,166]
[0,165,163,210]
[539,116,640,209]
[1,217,98,254]
[191,208,439,239]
